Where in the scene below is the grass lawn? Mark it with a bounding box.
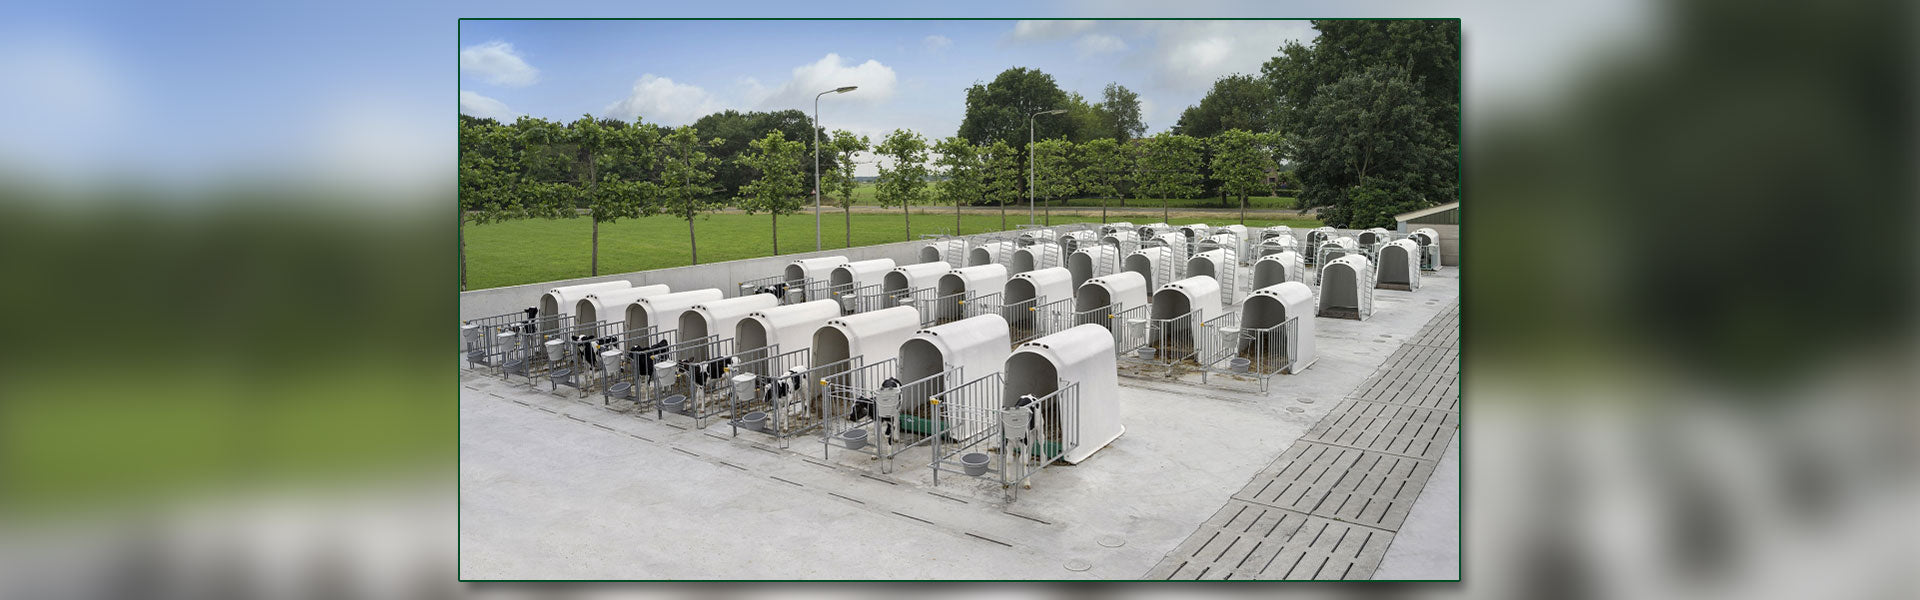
[844,182,1296,210]
[464,209,1322,289]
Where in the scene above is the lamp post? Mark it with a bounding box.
[814,86,858,252]
[1028,109,1068,226]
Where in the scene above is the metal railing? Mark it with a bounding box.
[1075,302,1148,355]
[736,274,828,305]
[721,346,820,448]
[601,326,672,408]
[461,309,538,372]
[1129,308,1202,373]
[1195,311,1299,392]
[828,282,887,315]
[533,319,606,394]
[929,374,1081,503]
[651,335,738,427]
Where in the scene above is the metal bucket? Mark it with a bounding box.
[960,452,990,476]
[838,428,869,450]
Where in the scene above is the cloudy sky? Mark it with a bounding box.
[460,19,1317,173]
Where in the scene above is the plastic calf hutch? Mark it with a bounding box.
[882,261,949,308]
[1100,229,1140,250]
[1003,324,1123,465]
[1376,240,1422,291]
[1100,222,1135,235]
[810,306,922,403]
[921,239,968,267]
[1151,231,1190,262]
[1017,228,1058,247]
[736,299,840,358]
[540,281,632,331]
[1137,223,1172,238]
[1186,249,1237,302]
[1005,267,1073,341]
[1412,227,1444,270]
[830,258,896,310]
[1260,225,1293,242]
[625,289,725,337]
[937,264,1009,323]
[1010,244,1064,274]
[1179,223,1211,243]
[1317,254,1375,320]
[1075,271,1149,337]
[679,294,780,360]
[1058,230,1097,254]
[1241,282,1317,373]
[1257,235,1298,258]
[1211,225,1249,256]
[1068,245,1121,289]
[1359,227,1392,248]
[1148,276,1225,365]
[784,256,847,301]
[1123,245,1176,291]
[1304,227,1338,265]
[968,241,1016,267]
[901,314,1012,388]
[1252,251,1303,289]
[574,284,671,335]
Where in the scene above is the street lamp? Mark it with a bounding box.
[1028,109,1068,226]
[814,85,858,252]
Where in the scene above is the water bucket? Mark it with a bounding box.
[606,382,633,400]
[1138,347,1158,360]
[838,428,869,450]
[660,394,687,414]
[544,339,566,362]
[740,411,768,432]
[599,350,623,378]
[1230,357,1252,373]
[960,452,990,476]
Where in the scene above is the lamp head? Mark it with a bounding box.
[833,86,858,93]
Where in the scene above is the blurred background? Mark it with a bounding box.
[0,0,1912,597]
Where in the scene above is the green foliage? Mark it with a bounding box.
[822,130,869,210]
[1135,132,1205,201]
[1075,138,1131,201]
[874,129,931,236]
[1208,129,1281,222]
[736,130,808,217]
[1289,67,1454,228]
[1173,75,1279,138]
[1101,83,1147,142]
[1262,20,1459,137]
[658,126,724,221]
[979,140,1023,213]
[957,67,1072,149]
[933,136,983,214]
[1031,138,1077,202]
[691,109,820,198]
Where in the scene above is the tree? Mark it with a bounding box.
[1063,92,1112,143]
[1099,83,1147,143]
[1076,138,1131,222]
[1134,133,1205,222]
[873,129,931,239]
[1208,129,1279,225]
[957,68,1073,151]
[979,140,1023,230]
[459,117,523,290]
[691,109,820,198]
[1030,138,1077,226]
[1261,20,1458,137]
[1288,66,1454,227]
[567,114,659,277]
[736,130,808,255]
[820,130,870,249]
[1173,74,1278,139]
[658,126,724,264]
[933,136,983,236]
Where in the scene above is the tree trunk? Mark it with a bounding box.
[1101,199,1108,222]
[1000,198,1007,231]
[1043,196,1050,226]
[591,219,600,276]
[902,202,912,240]
[771,212,779,255]
[1163,199,1170,222]
[955,197,962,236]
[1240,193,1247,225]
[687,206,698,265]
[844,204,852,248]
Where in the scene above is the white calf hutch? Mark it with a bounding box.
[1376,239,1422,291]
[735,299,840,358]
[1000,324,1124,466]
[936,264,1009,325]
[1004,267,1075,343]
[1010,243,1064,274]
[1252,251,1303,289]
[1074,271,1150,344]
[1123,245,1177,292]
[920,238,968,267]
[678,294,780,360]
[574,284,671,335]
[1317,254,1376,320]
[1067,244,1122,289]
[882,261,951,312]
[783,256,847,301]
[829,258,897,311]
[1412,227,1444,270]
[540,281,631,331]
[1144,275,1224,365]
[624,288,725,334]
[968,241,1016,267]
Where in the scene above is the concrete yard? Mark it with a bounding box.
[459,267,1459,580]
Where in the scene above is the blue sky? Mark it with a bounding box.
[459,20,1322,173]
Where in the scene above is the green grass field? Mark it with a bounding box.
[843,182,1297,210]
[464,210,1322,289]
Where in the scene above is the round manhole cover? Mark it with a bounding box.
[1287,406,1305,413]
[1064,559,1092,572]
[1098,536,1126,548]
[1298,398,1315,404]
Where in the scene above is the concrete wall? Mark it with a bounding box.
[460,239,932,321]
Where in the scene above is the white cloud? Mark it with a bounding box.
[750,53,897,109]
[458,90,518,121]
[1008,20,1097,42]
[1075,33,1127,56]
[602,74,724,126]
[1143,21,1314,90]
[460,40,539,87]
[923,35,952,52]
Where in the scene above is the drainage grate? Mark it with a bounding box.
[1231,441,1435,531]
[1304,399,1459,461]
[1377,344,1458,374]
[1144,500,1396,580]
[1347,369,1459,411]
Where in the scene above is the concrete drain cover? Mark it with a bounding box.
[1099,536,1126,548]
[1286,406,1305,413]
[1065,559,1092,572]
[1298,398,1315,404]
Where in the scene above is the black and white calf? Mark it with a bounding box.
[1001,394,1047,489]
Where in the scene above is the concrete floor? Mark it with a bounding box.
[460,268,1459,580]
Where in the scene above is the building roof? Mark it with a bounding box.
[1394,201,1460,223]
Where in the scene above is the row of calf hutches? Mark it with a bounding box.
[466,219,1449,502]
